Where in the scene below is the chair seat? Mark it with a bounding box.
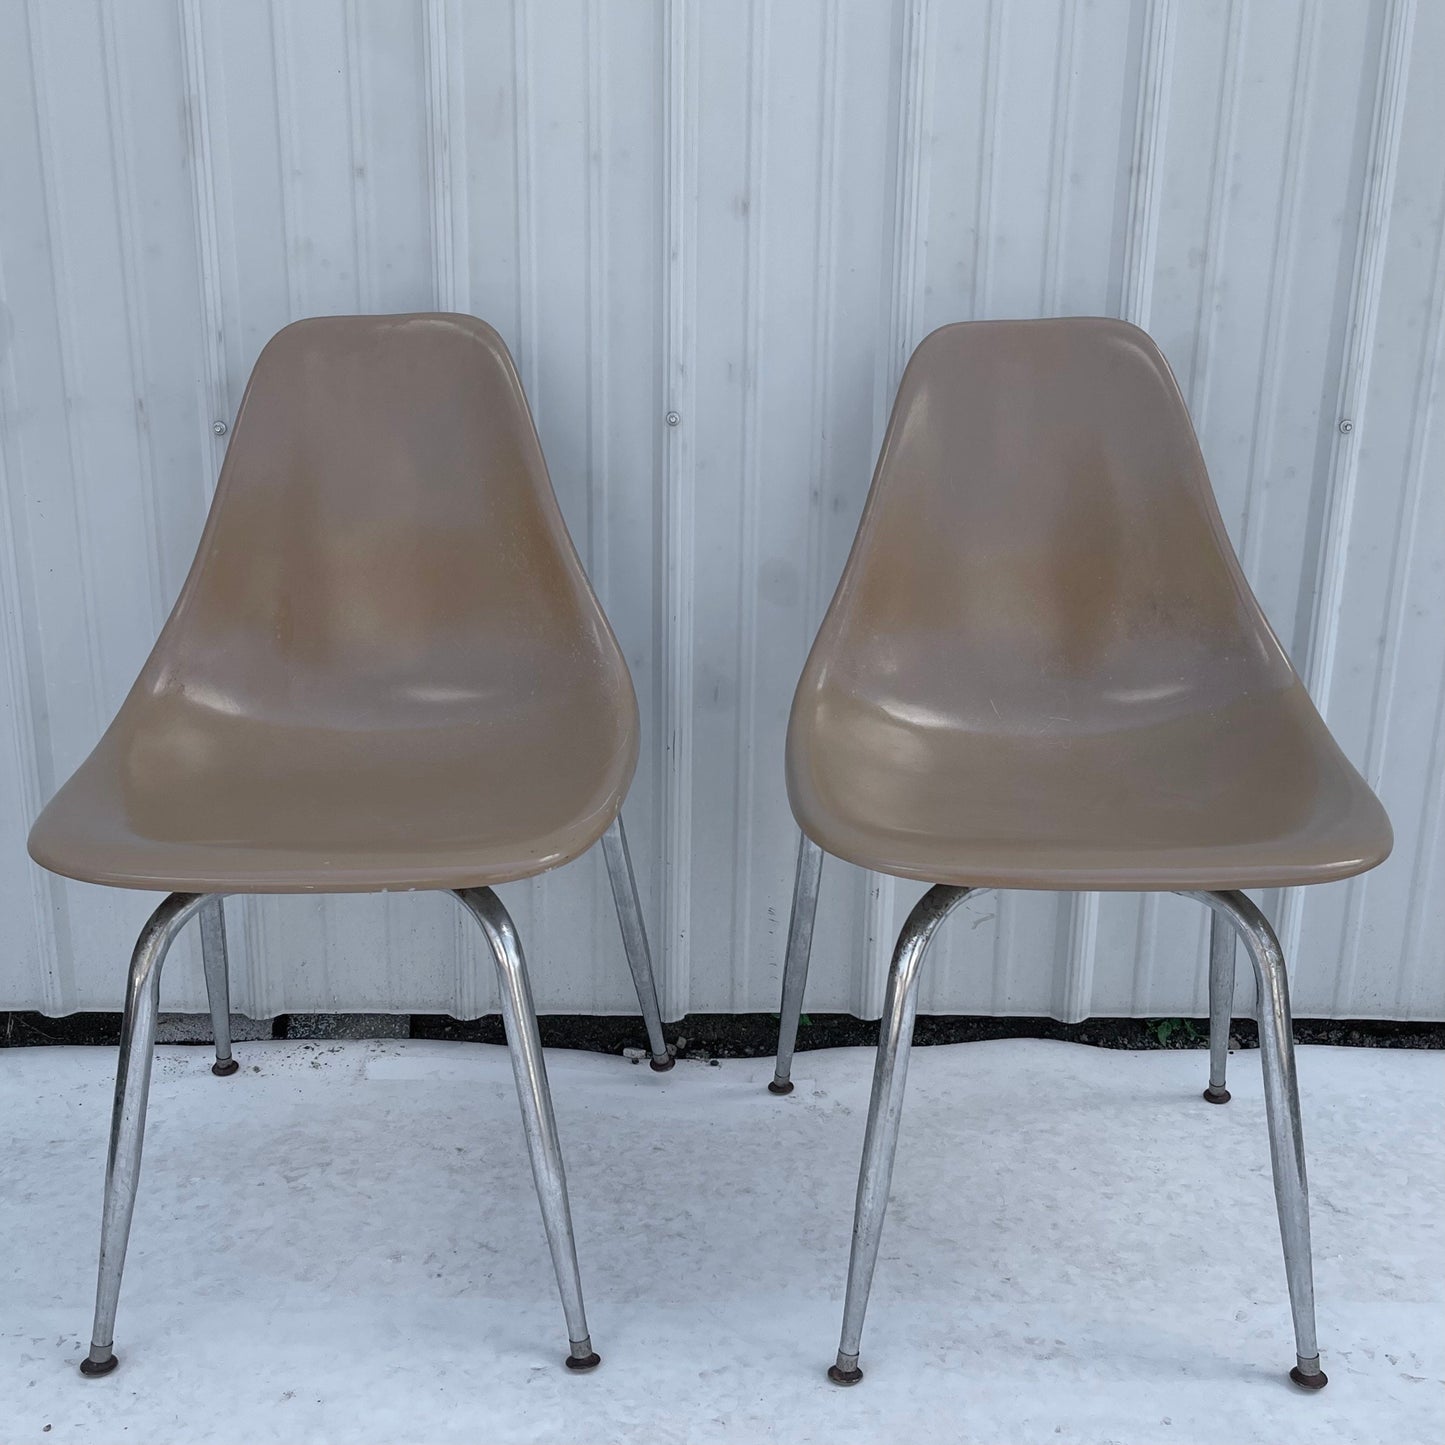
[27,314,643,896]
[787,681,1392,891]
[785,318,1391,894]
[28,680,636,893]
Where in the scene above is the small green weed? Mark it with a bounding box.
[1149,1017,1202,1047]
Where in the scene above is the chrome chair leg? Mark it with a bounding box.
[198,897,239,1077]
[80,891,210,1377]
[600,815,673,1071]
[769,832,824,1094]
[1204,908,1235,1104]
[1186,890,1327,1390]
[830,883,981,1386]
[453,887,600,1371]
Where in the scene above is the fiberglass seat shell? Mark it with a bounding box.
[768,316,1393,1395]
[28,313,638,894]
[785,317,1391,891]
[29,313,673,1380]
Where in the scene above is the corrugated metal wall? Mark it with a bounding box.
[1,0,1440,1019]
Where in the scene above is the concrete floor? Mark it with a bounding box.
[1,1037,1440,1445]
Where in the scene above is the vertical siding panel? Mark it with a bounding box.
[594,0,665,1013]
[0,177,62,1007]
[0,6,61,1012]
[175,0,251,1012]
[974,0,1004,317]
[726,0,768,1011]
[1185,0,1247,428]
[581,0,612,1015]
[1330,222,1444,1012]
[500,0,548,998]
[784,2,843,1017]
[1305,0,1444,1017]
[793,0,902,1014]
[1118,0,1175,326]
[659,0,697,1019]
[20,0,173,1009]
[1041,0,1078,314]
[178,0,230,479]
[1281,0,1418,985]
[852,0,932,1019]
[342,0,372,312]
[1106,2,1237,1021]
[1084,0,1178,1024]
[686,0,753,1013]
[424,0,468,314]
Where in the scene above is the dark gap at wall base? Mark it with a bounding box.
[3,1011,1442,1056]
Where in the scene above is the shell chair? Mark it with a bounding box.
[768,318,1392,1391]
[28,313,674,1378]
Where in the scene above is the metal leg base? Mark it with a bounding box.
[1186,891,1327,1395]
[452,889,598,1372]
[600,817,673,1076]
[1204,910,1236,1112]
[198,897,237,1078]
[565,1338,602,1371]
[79,1346,119,1378]
[770,833,824,1097]
[827,885,982,1393]
[82,892,211,1382]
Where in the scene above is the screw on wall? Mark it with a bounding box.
[1338,419,1354,434]
[212,420,228,436]
[665,411,681,427]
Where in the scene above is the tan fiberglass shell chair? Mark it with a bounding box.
[29,313,674,1379]
[768,317,1391,1393]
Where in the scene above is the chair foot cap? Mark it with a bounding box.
[1290,1365,1328,1391]
[1202,1085,1231,1105]
[768,1078,794,1095]
[79,1352,119,1378]
[212,1057,240,1077]
[827,1364,863,1386]
[565,1352,601,1372]
[649,1055,675,1073]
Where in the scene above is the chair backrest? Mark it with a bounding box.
[129,313,635,739]
[790,318,1302,743]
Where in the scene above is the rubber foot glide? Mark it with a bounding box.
[79,1353,119,1378]
[768,1079,795,1096]
[212,1057,240,1077]
[827,1363,863,1386]
[1202,1085,1231,1105]
[1290,1365,1328,1391]
[649,1055,676,1073]
[565,1351,602,1372]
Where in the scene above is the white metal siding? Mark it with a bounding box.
[0,0,1440,1019]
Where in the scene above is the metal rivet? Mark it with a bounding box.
[212,420,228,436]
[1338,419,1353,434]
[665,411,681,427]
